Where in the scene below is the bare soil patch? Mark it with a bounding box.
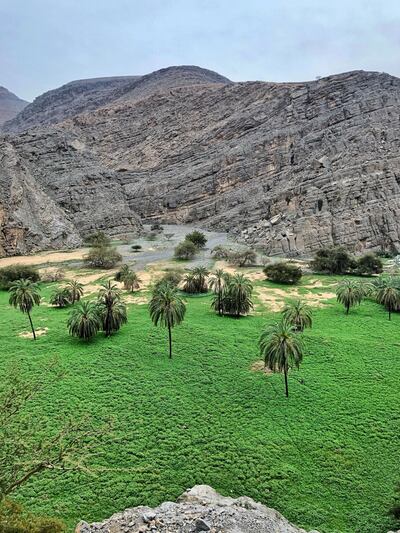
[0,249,88,268]
[19,327,48,338]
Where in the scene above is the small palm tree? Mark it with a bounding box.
[114,264,131,282]
[67,301,102,340]
[182,272,196,293]
[209,269,226,316]
[282,300,313,332]
[9,279,41,340]
[375,282,400,320]
[259,320,304,397]
[336,279,363,314]
[149,285,186,358]
[49,287,72,308]
[97,281,125,336]
[224,273,253,317]
[66,280,84,303]
[122,271,141,292]
[192,266,209,293]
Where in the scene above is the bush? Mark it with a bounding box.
[150,222,163,232]
[49,288,72,308]
[84,246,122,269]
[356,253,383,275]
[0,265,40,290]
[174,240,198,260]
[228,249,257,267]
[311,246,356,274]
[114,264,131,281]
[160,270,183,287]
[84,231,111,247]
[263,262,302,284]
[185,231,207,249]
[41,268,65,282]
[211,245,230,260]
[0,498,66,532]
[131,244,142,252]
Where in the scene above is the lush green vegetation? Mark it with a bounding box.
[0,273,399,532]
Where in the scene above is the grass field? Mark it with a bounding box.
[0,272,399,532]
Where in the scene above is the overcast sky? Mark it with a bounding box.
[1,0,400,102]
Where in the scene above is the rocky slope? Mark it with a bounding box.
[1,67,400,257]
[75,485,319,533]
[2,66,231,133]
[0,86,28,126]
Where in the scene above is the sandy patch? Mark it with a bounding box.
[255,286,335,312]
[19,327,48,338]
[250,360,273,374]
[124,295,149,305]
[0,249,88,268]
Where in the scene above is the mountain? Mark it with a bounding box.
[1,66,400,257]
[0,86,28,127]
[2,66,231,133]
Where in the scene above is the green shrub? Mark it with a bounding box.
[356,253,383,275]
[263,262,302,284]
[84,231,111,247]
[211,245,230,260]
[311,246,356,274]
[0,265,40,290]
[0,498,66,532]
[84,245,122,269]
[185,230,207,249]
[131,244,142,252]
[228,249,257,267]
[174,240,198,260]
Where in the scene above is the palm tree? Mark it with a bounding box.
[149,285,186,358]
[98,299,128,335]
[67,301,102,340]
[114,264,131,282]
[192,266,209,293]
[9,279,41,340]
[375,281,400,320]
[66,280,84,303]
[336,279,363,314]
[224,273,253,317]
[209,269,226,316]
[259,320,304,397]
[122,271,141,292]
[49,287,72,308]
[282,300,313,332]
[182,272,196,293]
[97,281,126,336]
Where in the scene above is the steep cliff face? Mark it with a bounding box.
[0,86,28,127]
[1,67,400,257]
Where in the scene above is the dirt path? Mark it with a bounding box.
[0,249,88,268]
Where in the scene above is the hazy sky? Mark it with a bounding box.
[1,0,400,101]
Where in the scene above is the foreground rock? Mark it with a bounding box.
[75,485,318,533]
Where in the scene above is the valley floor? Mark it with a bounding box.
[0,230,399,532]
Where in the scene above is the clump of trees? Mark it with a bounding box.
[84,231,122,269]
[182,267,209,294]
[263,262,302,284]
[67,281,128,340]
[49,281,84,308]
[115,265,141,292]
[174,240,198,260]
[311,246,383,276]
[0,265,40,290]
[185,230,207,249]
[210,246,257,267]
[211,272,253,317]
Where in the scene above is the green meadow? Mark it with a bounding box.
[0,274,399,532]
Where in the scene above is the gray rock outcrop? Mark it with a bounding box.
[75,485,319,533]
[0,86,28,127]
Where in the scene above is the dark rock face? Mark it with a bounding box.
[75,485,318,532]
[1,67,400,257]
[0,86,28,127]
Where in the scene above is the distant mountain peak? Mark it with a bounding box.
[0,86,28,127]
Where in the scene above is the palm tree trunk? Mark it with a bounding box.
[346,302,350,315]
[27,311,36,340]
[284,368,289,397]
[389,306,392,321]
[168,323,172,359]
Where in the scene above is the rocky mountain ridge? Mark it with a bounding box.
[0,86,28,127]
[75,485,320,533]
[1,66,400,257]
